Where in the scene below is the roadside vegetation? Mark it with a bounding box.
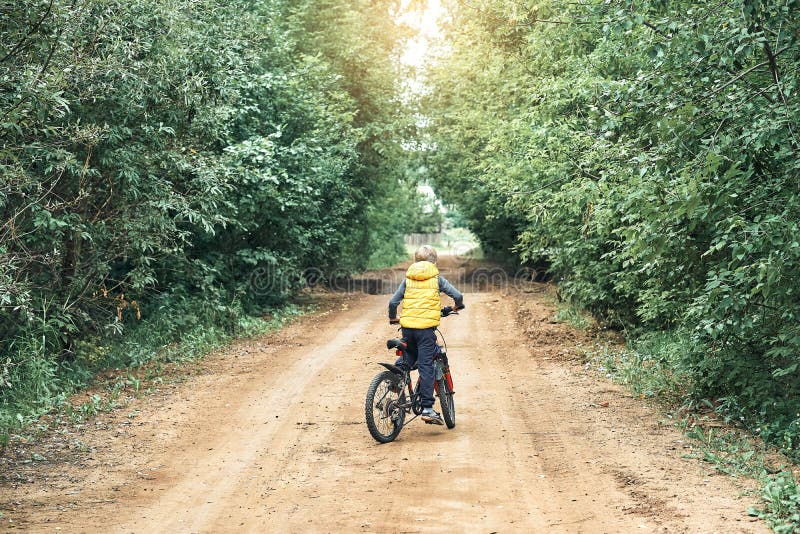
[584,334,800,532]
[424,1,799,530]
[0,0,428,439]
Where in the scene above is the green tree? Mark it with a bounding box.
[425,0,800,452]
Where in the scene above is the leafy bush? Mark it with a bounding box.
[1,0,419,433]
[425,0,800,455]
[750,473,800,533]
[591,332,696,405]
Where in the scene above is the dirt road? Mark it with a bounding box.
[2,280,767,532]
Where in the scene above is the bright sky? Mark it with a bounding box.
[396,0,445,68]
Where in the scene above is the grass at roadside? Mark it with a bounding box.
[0,299,310,453]
[752,474,800,532]
[550,302,800,533]
[552,302,593,331]
[678,421,800,532]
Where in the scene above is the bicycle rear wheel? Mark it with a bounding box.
[437,377,455,429]
[365,371,405,443]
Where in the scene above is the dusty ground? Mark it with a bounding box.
[0,264,768,533]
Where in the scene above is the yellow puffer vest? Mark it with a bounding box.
[400,261,441,329]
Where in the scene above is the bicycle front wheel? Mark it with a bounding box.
[365,371,406,443]
[437,377,455,429]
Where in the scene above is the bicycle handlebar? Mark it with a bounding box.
[389,305,463,325]
[441,306,456,317]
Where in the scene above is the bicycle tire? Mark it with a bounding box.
[365,371,405,443]
[437,377,455,429]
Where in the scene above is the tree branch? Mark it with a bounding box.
[706,45,791,98]
[0,0,55,64]
[762,39,799,149]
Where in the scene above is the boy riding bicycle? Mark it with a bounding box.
[388,245,464,425]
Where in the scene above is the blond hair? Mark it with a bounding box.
[414,245,438,264]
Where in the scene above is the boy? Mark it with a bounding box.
[388,245,464,425]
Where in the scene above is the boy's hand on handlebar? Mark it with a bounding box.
[442,303,465,317]
[389,317,400,324]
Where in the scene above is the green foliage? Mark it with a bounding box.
[426,0,800,457]
[1,0,417,433]
[683,424,772,479]
[591,332,696,405]
[552,303,591,331]
[681,421,800,532]
[750,473,800,533]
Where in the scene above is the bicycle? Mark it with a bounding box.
[364,307,458,443]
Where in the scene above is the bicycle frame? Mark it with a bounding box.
[365,309,459,442]
[379,336,454,420]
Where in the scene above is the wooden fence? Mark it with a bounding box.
[404,233,441,246]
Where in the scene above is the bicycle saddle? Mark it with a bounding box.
[386,338,407,351]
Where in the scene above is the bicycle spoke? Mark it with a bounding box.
[372,380,398,435]
[365,371,407,443]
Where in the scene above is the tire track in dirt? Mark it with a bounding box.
[2,286,767,533]
[117,317,372,530]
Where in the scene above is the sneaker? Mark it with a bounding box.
[421,407,444,425]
